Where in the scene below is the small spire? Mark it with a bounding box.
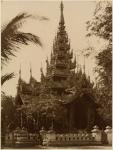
[83,55,85,74]
[40,63,45,82]
[30,63,32,78]
[87,67,90,81]
[88,75,90,82]
[51,51,53,58]
[59,1,65,25]
[61,1,64,11]
[46,57,49,67]
[73,54,76,68]
[68,41,70,50]
[19,64,21,79]
[40,62,43,73]
[76,54,79,73]
[78,64,82,75]
[79,64,82,72]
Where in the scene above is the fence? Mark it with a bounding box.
[40,125,112,146]
[4,125,112,147]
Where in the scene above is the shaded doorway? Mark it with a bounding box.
[74,100,88,129]
[67,97,96,131]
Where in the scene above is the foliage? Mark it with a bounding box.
[87,1,112,41]
[1,13,43,65]
[95,44,112,88]
[1,93,16,131]
[86,1,112,125]
[30,94,67,132]
[1,73,15,86]
[1,12,48,85]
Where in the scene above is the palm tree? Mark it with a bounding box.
[1,12,48,85]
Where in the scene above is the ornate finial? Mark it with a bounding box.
[51,51,53,58]
[76,54,79,73]
[40,63,45,82]
[83,55,85,74]
[73,54,76,68]
[30,62,32,78]
[88,75,90,82]
[87,67,90,81]
[46,57,49,67]
[79,64,82,73]
[40,62,43,73]
[59,1,64,24]
[61,1,64,12]
[19,64,21,79]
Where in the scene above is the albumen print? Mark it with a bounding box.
[1,0,112,149]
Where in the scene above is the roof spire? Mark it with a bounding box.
[73,54,76,69]
[76,54,79,73]
[83,55,86,74]
[19,64,21,79]
[40,62,45,82]
[59,1,64,25]
[40,62,43,73]
[46,57,49,68]
[30,62,32,78]
[61,1,63,12]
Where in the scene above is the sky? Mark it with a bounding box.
[1,0,104,96]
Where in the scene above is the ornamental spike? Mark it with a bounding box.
[19,64,21,79]
[29,62,32,78]
[59,1,65,25]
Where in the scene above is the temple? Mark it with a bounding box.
[15,1,98,132]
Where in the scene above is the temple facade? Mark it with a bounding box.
[15,2,97,132]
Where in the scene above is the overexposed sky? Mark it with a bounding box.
[2,0,103,96]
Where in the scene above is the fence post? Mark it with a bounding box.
[91,125,102,144]
[39,127,46,145]
[47,128,56,141]
[104,126,112,145]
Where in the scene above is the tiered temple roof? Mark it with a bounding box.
[44,1,76,95]
[17,66,40,102]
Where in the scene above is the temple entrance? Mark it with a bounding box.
[67,96,95,131]
[74,100,88,129]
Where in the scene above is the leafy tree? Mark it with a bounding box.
[86,1,112,125]
[87,1,112,41]
[28,94,67,132]
[1,93,16,131]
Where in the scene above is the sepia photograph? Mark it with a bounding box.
[1,0,112,149]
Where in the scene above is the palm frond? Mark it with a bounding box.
[31,15,49,21]
[12,32,42,46]
[1,32,42,64]
[1,12,47,65]
[1,13,29,64]
[1,13,31,34]
[1,73,15,86]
